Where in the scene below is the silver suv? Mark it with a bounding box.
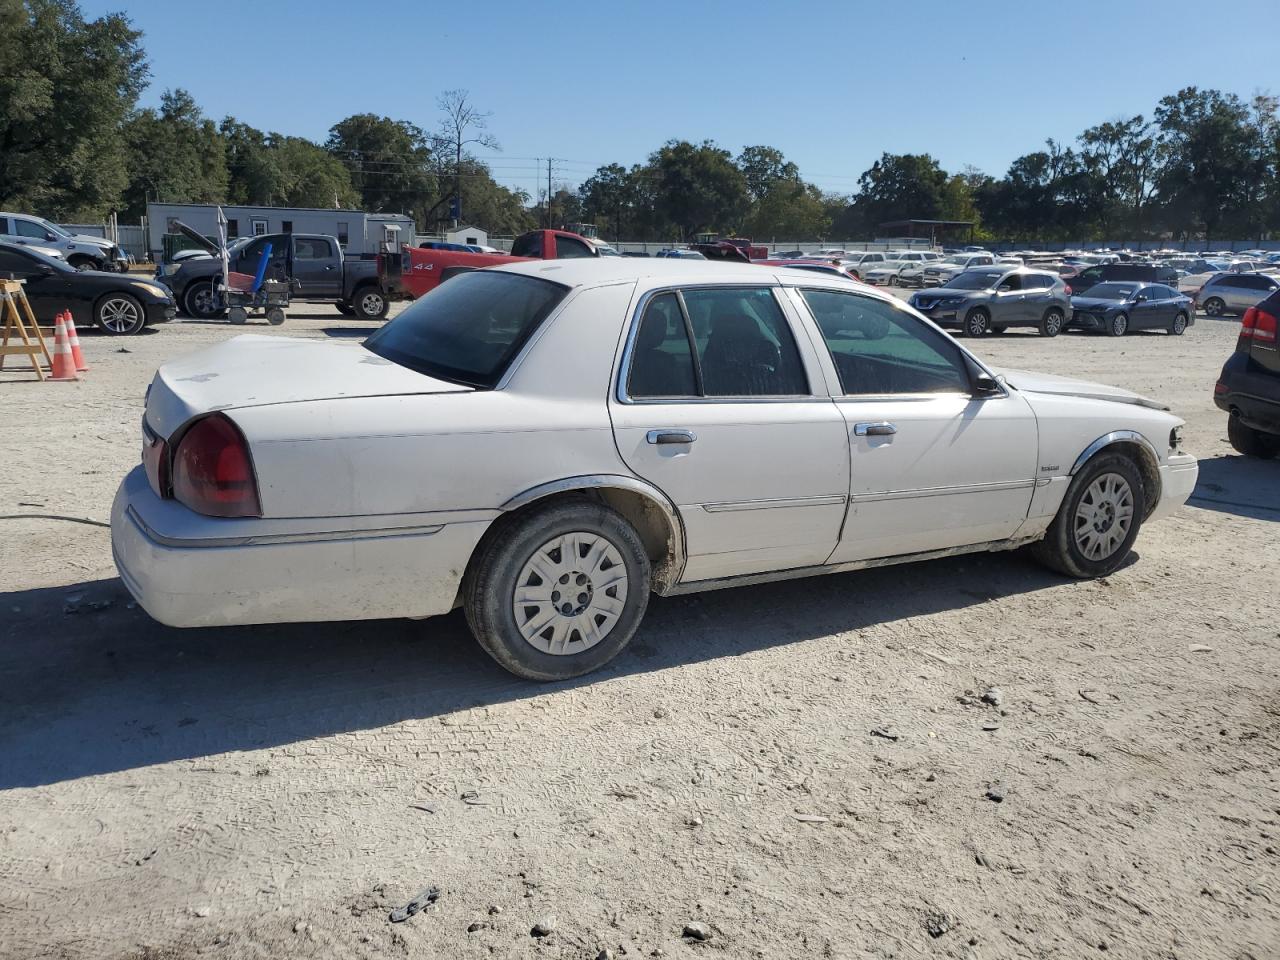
[909,266,1073,337]
[1197,272,1280,317]
[0,212,128,271]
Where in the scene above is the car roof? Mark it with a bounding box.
[490,256,892,298]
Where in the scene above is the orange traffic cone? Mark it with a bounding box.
[48,313,80,382]
[64,310,88,372]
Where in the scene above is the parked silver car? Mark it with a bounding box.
[909,266,1073,337]
[1196,273,1280,317]
[0,212,128,271]
[919,252,997,287]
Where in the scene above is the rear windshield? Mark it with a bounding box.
[364,270,568,388]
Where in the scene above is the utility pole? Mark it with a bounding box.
[547,158,554,229]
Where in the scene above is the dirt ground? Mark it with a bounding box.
[1,300,1277,960]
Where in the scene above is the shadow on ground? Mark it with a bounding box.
[0,552,1067,789]
[1189,454,1280,521]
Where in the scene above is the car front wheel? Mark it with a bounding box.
[961,307,990,337]
[464,499,651,680]
[183,280,225,319]
[1108,312,1129,337]
[95,293,146,335]
[1031,452,1146,578]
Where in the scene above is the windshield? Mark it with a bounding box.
[945,270,1005,290]
[940,256,969,266]
[364,270,568,388]
[1080,282,1138,300]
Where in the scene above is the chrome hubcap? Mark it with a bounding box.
[361,292,383,314]
[512,531,628,655]
[1073,472,1134,561]
[101,298,139,332]
[191,286,214,314]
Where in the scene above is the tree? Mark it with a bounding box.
[1078,116,1160,236]
[736,145,800,202]
[431,89,499,227]
[121,89,228,218]
[649,140,749,239]
[850,153,949,232]
[1154,87,1256,242]
[326,114,435,220]
[744,181,829,240]
[0,0,147,218]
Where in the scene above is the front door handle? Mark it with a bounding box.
[646,429,696,445]
[854,421,897,437]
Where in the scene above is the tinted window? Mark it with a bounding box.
[628,293,698,399]
[0,247,36,275]
[294,237,332,259]
[364,271,568,388]
[1233,275,1270,291]
[995,273,1022,291]
[680,287,808,397]
[801,289,971,396]
[14,219,49,240]
[555,236,593,259]
[511,233,543,257]
[947,270,1005,290]
[1024,273,1054,290]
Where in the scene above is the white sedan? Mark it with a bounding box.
[112,260,1199,680]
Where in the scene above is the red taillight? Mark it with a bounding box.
[1255,308,1278,344]
[1214,381,1228,395]
[1240,306,1258,338]
[171,414,261,518]
[1064,284,1072,296]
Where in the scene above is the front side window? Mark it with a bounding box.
[365,270,567,388]
[801,288,972,396]
[626,287,809,399]
[0,248,35,276]
[14,219,49,240]
[294,237,332,260]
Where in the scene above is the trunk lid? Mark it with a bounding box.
[996,367,1169,411]
[145,335,472,437]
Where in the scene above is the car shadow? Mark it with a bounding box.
[1188,454,1280,521]
[320,326,374,339]
[0,551,1068,789]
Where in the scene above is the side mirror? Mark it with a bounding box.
[996,283,1013,293]
[972,373,1002,396]
[38,263,54,275]
[45,231,56,241]
[1133,294,1147,303]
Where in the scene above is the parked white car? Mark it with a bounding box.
[863,251,940,285]
[112,259,1198,680]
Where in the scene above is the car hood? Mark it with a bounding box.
[995,367,1169,411]
[146,335,473,437]
[68,233,115,250]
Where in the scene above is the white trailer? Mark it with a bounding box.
[146,203,415,262]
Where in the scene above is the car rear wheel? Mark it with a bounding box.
[1227,416,1280,459]
[961,307,990,337]
[1039,307,1065,338]
[1031,452,1146,578]
[1203,297,1226,317]
[94,293,146,335]
[1169,312,1188,335]
[464,499,651,680]
[352,285,389,321]
[1108,312,1129,337]
[183,280,225,319]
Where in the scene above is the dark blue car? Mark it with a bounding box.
[1069,282,1194,337]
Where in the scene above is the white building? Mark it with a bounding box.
[445,225,488,247]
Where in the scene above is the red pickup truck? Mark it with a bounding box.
[381,228,619,300]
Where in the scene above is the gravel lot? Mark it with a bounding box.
[1,301,1277,960]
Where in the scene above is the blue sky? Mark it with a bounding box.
[86,0,1280,197]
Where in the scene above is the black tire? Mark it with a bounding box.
[266,307,286,326]
[1039,307,1066,338]
[1032,452,1147,579]
[1107,312,1129,337]
[228,306,248,325]
[1169,312,1188,335]
[352,285,389,320]
[1227,416,1280,459]
[335,302,355,317]
[464,499,651,681]
[182,279,225,319]
[990,325,1008,335]
[94,292,146,335]
[67,255,99,271]
[961,307,990,337]
[1203,297,1226,318]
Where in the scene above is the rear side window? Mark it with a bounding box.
[1024,273,1055,290]
[511,233,543,258]
[627,287,809,398]
[294,237,332,259]
[365,271,568,388]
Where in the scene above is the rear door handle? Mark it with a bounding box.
[854,421,897,437]
[646,429,696,445]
